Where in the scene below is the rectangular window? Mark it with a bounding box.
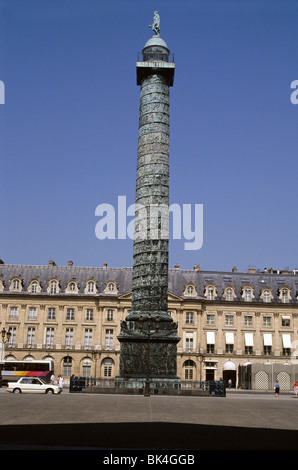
[47,308,56,320]
[185,337,193,351]
[10,307,18,319]
[105,329,113,349]
[8,327,16,347]
[264,345,272,355]
[65,328,74,348]
[282,316,290,327]
[28,307,37,320]
[184,368,193,380]
[186,312,194,324]
[107,309,114,321]
[85,309,94,321]
[206,314,215,325]
[263,316,271,327]
[45,327,54,348]
[66,308,75,321]
[244,315,253,326]
[84,328,93,348]
[27,327,36,347]
[225,314,234,326]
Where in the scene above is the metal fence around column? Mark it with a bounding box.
[69,376,226,396]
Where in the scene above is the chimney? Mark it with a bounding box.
[232,266,237,273]
[68,261,73,267]
[49,260,56,266]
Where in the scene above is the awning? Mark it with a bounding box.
[245,333,254,346]
[263,334,272,346]
[206,332,215,344]
[223,361,236,371]
[225,332,234,344]
[282,334,292,348]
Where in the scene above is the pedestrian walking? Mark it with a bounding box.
[274,380,280,397]
[228,379,232,389]
[293,381,298,397]
[58,375,64,389]
[50,373,55,385]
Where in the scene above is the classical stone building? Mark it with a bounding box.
[1,259,298,389]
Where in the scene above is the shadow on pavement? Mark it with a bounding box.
[0,422,298,450]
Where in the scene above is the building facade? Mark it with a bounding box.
[1,260,298,389]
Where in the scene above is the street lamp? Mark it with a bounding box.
[0,327,11,363]
[139,315,160,397]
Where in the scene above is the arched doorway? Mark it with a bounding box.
[101,358,114,378]
[81,357,92,378]
[223,360,237,388]
[183,360,196,380]
[62,356,73,377]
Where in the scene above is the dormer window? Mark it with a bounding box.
[260,288,273,303]
[29,280,41,294]
[66,281,79,294]
[104,281,118,295]
[10,278,22,292]
[48,279,59,295]
[223,286,236,301]
[241,286,254,302]
[204,284,217,301]
[183,283,197,297]
[187,285,194,294]
[84,280,97,294]
[87,281,95,293]
[279,287,291,304]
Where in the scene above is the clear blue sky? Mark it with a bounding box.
[0,0,297,273]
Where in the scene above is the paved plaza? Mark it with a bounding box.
[0,388,298,450]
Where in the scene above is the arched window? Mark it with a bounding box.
[204,284,217,301]
[66,281,78,294]
[29,280,41,294]
[281,288,290,303]
[260,288,272,303]
[31,281,38,293]
[223,286,235,301]
[82,357,92,378]
[62,356,72,376]
[87,281,95,293]
[10,278,22,291]
[49,280,59,294]
[183,284,197,296]
[242,286,254,302]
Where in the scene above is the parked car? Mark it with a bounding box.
[6,377,62,394]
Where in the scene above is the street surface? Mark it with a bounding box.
[0,388,298,450]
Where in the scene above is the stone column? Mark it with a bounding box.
[117,29,180,389]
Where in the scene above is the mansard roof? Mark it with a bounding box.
[0,262,297,304]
